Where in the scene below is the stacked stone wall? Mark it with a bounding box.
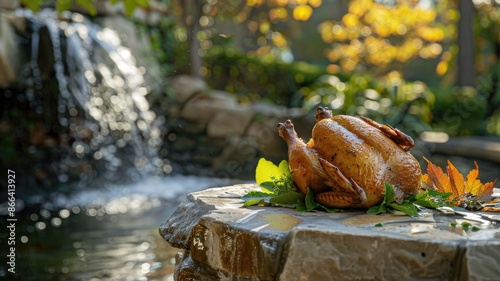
[163,75,314,180]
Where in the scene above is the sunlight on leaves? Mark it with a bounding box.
[246,0,263,7]
[308,0,322,8]
[293,4,313,21]
[255,158,290,187]
[318,0,454,75]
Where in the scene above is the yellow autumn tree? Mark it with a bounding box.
[241,0,322,57]
[170,0,457,78]
[318,0,456,75]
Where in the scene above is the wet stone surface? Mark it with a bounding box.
[160,184,500,281]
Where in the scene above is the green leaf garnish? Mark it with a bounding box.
[295,200,308,212]
[241,191,273,198]
[385,182,396,203]
[389,201,419,216]
[258,182,275,194]
[269,191,305,208]
[368,183,457,217]
[449,221,480,232]
[410,189,453,209]
[243,199,266,207]
[368,183,419,216]
[367,183,394,215]
[296,188,339,213]
[461,221,472,231]
[304,187,319,211]
[367,203,387,215]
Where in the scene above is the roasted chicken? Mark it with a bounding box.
[278,106,421,208]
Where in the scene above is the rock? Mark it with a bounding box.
[170,135,196,152]
[209,90,238,105]
[0,0,19,9]
[207,106,253,138]
[170,75,208,104]
[0,12,21,86]
[280,227,457,280]
[180,90,239,125]
[251,102,289,117]
[160,184,500,280]
[211,136,259,179]
[245,115,287,160]
[160,192,217,249]
[161,184,286,280]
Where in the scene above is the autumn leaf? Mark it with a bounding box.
[420,173,433,190]
[464,162,495,199]
[446,160,465,197]
[422,157,497,205]
[422,157,454,196]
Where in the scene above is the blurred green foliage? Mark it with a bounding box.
[430,86,499,136]
[203,45,325,106]
[299,73,434,137]
[20,0,148,16]
[139,18,190,77]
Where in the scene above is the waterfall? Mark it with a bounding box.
[19,9,168,184]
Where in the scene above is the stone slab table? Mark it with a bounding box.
[159,184,500,281]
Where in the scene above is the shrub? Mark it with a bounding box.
[298,73,434,137]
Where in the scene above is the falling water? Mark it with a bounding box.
[0,10,195,280]
[22,9,168,183]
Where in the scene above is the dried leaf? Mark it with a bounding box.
[421,158,497,206]
[420,174,433,189]
[481,206,500,212]
[446,160,464,198]
[480,180,496,200]
[423,157,452,194]
[463,161,496,200]
[464,163,480,193]
[482,198,500,212]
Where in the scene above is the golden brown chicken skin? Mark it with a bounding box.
[278,107,421,208]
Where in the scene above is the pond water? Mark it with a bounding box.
[1,175,240,281]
